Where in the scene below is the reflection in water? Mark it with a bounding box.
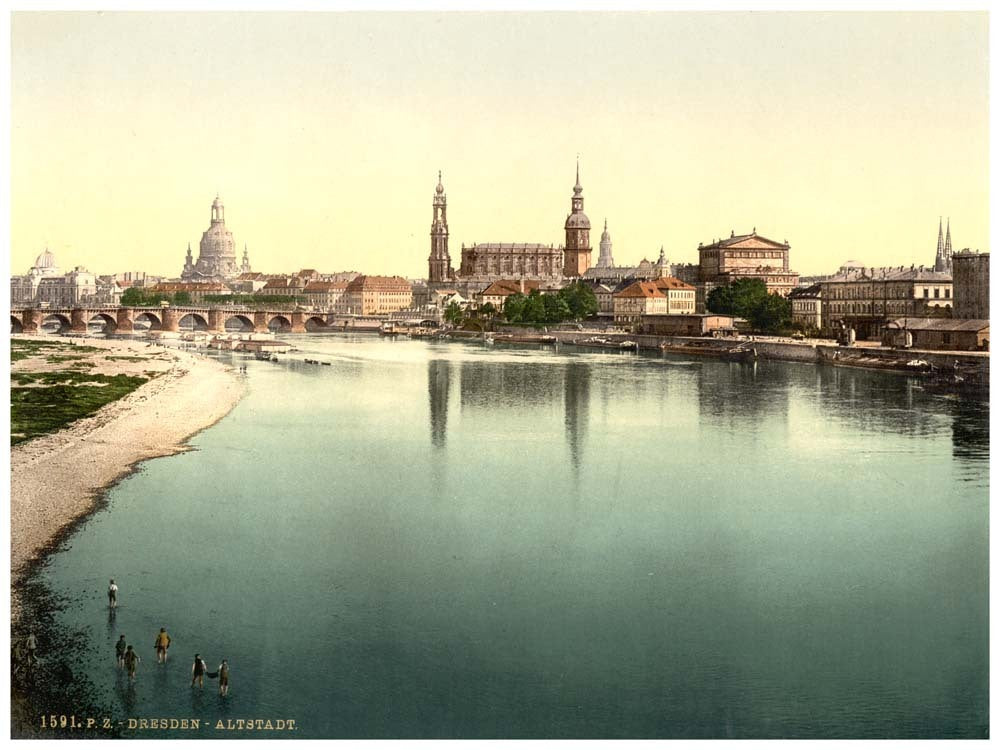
[694,359,791,427]
[428,360,451,449]
[459,360,561,410]
[948,394,990,468]
[563,362,591,478]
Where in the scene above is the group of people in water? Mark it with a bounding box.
[109,580,230,696]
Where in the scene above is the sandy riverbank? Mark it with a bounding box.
[10,336,246,597]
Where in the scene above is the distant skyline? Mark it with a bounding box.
[11,11,989,278]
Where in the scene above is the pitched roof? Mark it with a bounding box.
[303,281,349,292]
[823,267,952,283]
[614,281,666,298]
[345,275,412,292]
[652,276,695,291]
[788,283,822,298]
[699,231,789,250]
[885,317,989,332]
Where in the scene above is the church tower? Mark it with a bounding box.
[241,244,251,274]
[563,160,592,277]
[182,242,195,277]
[944,218,953,272]
[428,171,452,283]
[596,219,614,268]
[934,217,948,272]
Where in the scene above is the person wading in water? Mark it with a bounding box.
[191,654,207,688]
[108,579,118,609]
[154,628,171,663]
[123,645,140,682]
[115,635,127,667]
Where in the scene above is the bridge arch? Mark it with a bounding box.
[10,315,24,334]
[88,313,117,333]
[178,312,209,331]
[268,314,292,332]
[224,314,254,332]
[133,311,162,330]
[304,315,327,332]
[40,313,72,333]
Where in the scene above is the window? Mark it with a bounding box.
[923,288,929,299]
[934,288,940,299]
[945,288,951,299]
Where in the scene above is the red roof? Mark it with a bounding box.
[614,281,665,298]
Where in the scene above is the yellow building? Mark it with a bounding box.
[345,275,413,315]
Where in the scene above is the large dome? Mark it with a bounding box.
[32,249,61,276]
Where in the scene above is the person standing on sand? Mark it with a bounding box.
[123,645,139,681]
[115,635,127,667]
[154,628,171,663]
[191,654,207,688]
[108,579,118,609]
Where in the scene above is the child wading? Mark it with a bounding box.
[154,628,171,663]
[123,645,140,682]
[218,660,230,696]
[115,635,127,667]
[191,654,207,688]
[108,579,118,609]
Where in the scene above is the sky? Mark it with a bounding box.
[9,11,989,279]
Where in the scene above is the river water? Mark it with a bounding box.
[29,335,989,738]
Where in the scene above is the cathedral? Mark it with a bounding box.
[933,217,954,273]
[425,163,593,293]
[181,195,251,282]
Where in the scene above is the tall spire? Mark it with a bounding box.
[574,156,582,195]
[945,218,952,263]
[934,217,946,271]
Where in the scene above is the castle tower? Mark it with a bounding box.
[428,171,452,283]
[934,217,948,272]
[563,160,592,277]
[596,218,614,268]
[944,218,953,271]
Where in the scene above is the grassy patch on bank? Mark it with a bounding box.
[11,339,100,362]
[11,373,150,445]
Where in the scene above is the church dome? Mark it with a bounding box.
[565,212,591,230]
[34,248,57,269]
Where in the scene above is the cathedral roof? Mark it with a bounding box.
[565,212,591,230]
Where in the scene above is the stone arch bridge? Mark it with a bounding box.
[10,306,340,335]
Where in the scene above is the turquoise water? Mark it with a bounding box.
[30,335,988,738]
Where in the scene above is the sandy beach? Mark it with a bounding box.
[10,336,245,593]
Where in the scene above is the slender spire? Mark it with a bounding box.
[935,217,946,271]
[574,156,582,194]
[945,218,952,257]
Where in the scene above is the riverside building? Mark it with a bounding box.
[951,250,989,320]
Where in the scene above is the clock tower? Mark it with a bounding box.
[563,160,592,277]
[428,171,453,283]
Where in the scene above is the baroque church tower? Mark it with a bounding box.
[596,219,614,268]
[428,171,452,283]
[563,160,592,277]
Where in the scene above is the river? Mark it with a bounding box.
[27,334,989,738]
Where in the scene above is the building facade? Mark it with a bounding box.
[344,275,413,315]
[951,250,989,320]
[819,266,952,339]
[11,250,103,307]
[562,161,592,277]
[788,284,822,332]
[883,318,988,351]
[303,281,350,312]
[697,230,799,296]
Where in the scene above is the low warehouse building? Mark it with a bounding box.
[882,318,989,351]
[639,313,737,337]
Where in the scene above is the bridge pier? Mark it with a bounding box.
[160,307,181,333]
[290,311,307,334]
[70,308,89,333]
[116,307,135,333]
[208,309,226,333]
[253,311,270,334]
[21,309,40,334]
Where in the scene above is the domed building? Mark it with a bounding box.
[10,249,98,306]
[181,195,245,281]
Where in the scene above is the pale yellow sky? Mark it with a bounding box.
[10,11,989,279]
